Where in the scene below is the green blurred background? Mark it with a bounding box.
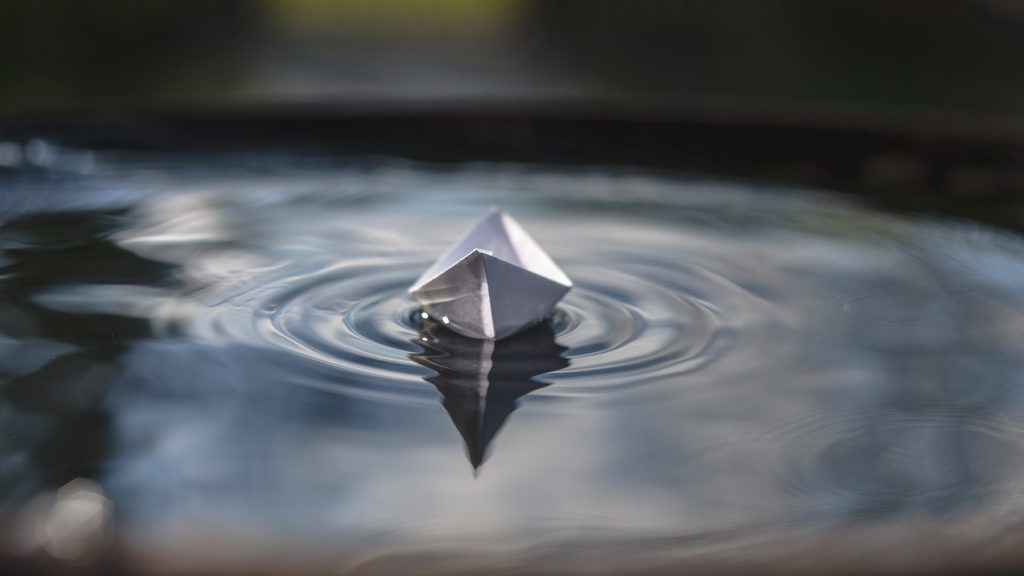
[2,0,1023,124]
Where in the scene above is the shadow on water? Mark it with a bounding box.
[410,317,569,473]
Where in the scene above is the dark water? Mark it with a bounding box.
[3,149,1024,573]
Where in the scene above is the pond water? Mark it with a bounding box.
[2,150,1024,573]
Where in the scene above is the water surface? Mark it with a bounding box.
[2,152,1024,573]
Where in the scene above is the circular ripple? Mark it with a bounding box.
[543,261,734,393]
[182,247,754,403]
[740,406,1024,515]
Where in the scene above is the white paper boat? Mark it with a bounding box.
[409,209,572,340]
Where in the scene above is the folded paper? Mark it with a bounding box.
[409,209,572,340]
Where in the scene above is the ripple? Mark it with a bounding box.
[544,261,731,392]
[188,259,433,404]
[11,162,1024,569]
[831,284,964,348]
[180,247,750,403]
[758,406,1024,514]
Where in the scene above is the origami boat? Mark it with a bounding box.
[409,209,572,340]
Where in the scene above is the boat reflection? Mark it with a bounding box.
[410,317,569,473]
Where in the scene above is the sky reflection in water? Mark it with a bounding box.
[2,159,1024,572]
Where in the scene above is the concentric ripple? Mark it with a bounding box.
[546,261,733,392]
[179,246,751,402]
[95,177,787,405]
[769,408,1024,514]
[11,161,1024,569]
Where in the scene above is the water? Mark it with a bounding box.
[3,152,1024,573]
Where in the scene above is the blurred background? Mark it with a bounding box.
[2,0,1024,118]
[1,0,1023,229]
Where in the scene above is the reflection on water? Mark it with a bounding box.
[411,317,568,471]
[2,156,1024,573]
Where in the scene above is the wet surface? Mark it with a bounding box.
[2,152,1024,573]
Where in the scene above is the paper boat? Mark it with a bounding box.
[409,209,572,340]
